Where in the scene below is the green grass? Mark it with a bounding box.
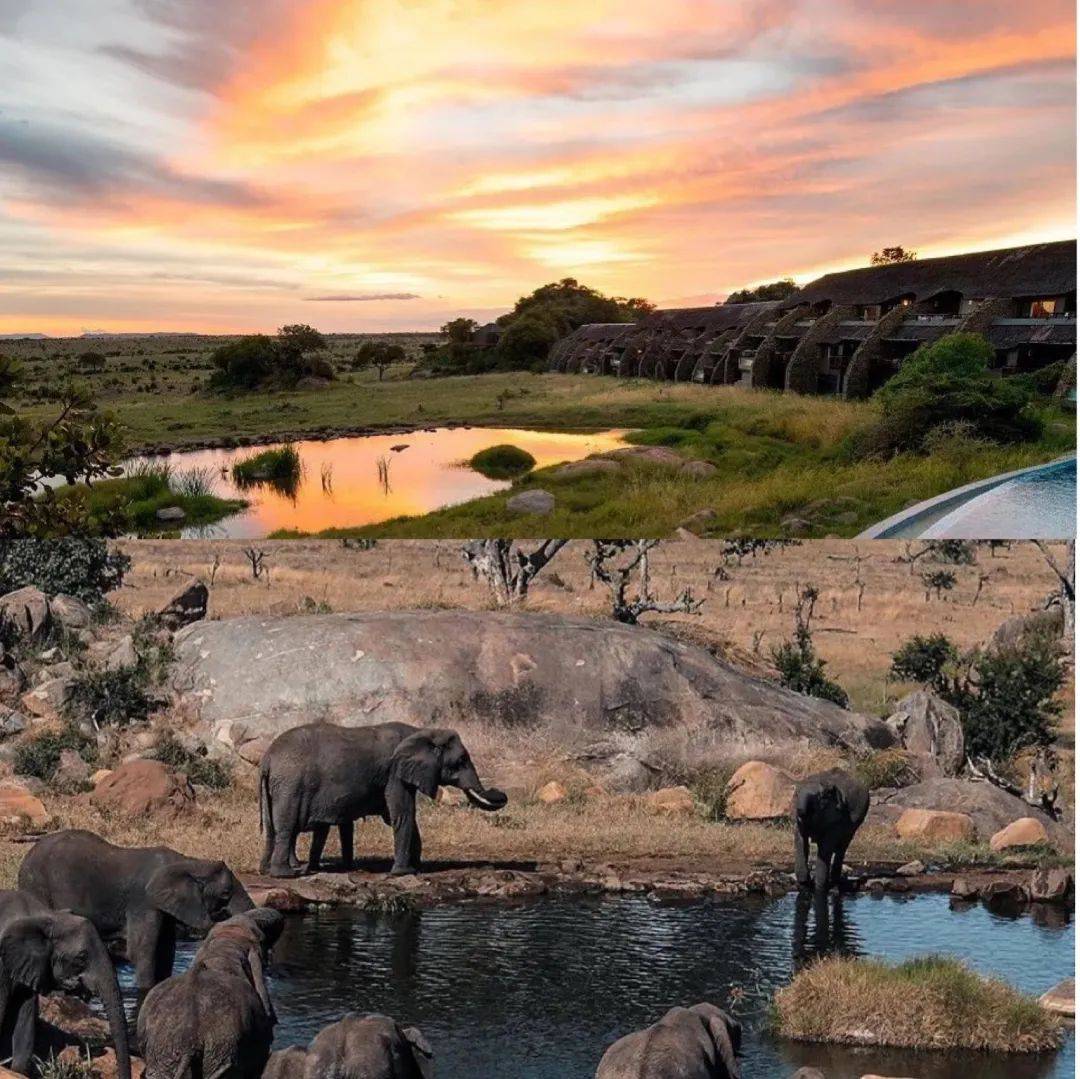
[774,954,1063,1052]
[469,443,536,478]
[53,464,246,534]
[232,444,302,487]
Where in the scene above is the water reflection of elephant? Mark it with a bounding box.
[791,890,853,969]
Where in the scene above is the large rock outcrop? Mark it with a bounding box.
[171,611,894,768]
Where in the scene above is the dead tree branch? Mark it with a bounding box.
[966,753,1060,820]
[461,539,568,604]
[585,540,704,625]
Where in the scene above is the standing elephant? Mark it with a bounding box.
[138,908,283,1079]
[0,891,131,1079]
[17,830,253,1004]
[596,1003,741,1078]
[259,722,507,878]
[302,1013,434,1079]
[792,769,870,892]
[263,1046,309,1079]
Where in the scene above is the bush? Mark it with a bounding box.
[153,732,232,789]
[890,633,959,689]
[468,444,536,479]
[208,326,329,392]
[855,748,920,790]
[687,764,735,821]
[232,445,302,489]
[13,725,97,782]
[772,587,848,708]
[864,334,1042,456]
[63,666,159,728]
[0,540,129,604]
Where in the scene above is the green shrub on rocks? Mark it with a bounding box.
[232,445,302,490]
[13,725,98,783]
[774,954,1063,1053]
[468,444,536,479]
[63,666,159,729]
[0,539,129,604]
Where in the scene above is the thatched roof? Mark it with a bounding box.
[789,240,1076,307]
[644,301,781,333]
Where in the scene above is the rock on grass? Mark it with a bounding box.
[774,955,1064,1053]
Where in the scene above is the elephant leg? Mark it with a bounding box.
[339,819,354,872]
[794,823,811,888]
[268,794,303,878]
[307,825,329,874]
[10,992,36,1076]
[386,784,421,876]
[812,841,832,893]
[128,911,166,1009]
[831,836,852,889]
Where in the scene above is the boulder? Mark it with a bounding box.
[0,782,50,828]
[607,446,684,469]
[91,759,196,818]
[1029,867,1072,903]
[781,517,812,535]
[0,708,26,738]
[0,586,51,641]
[505,489,555,516]
[992,608,1063,649]
[790,1071,826,1079]
[894,808,975,843]
[870,778,1067,851]
[52,748,92,792]
[724,761,795,820]
[989,817,1049,851]
[677,508,718,535]
[644,786,695,817]
[536,781,568,805]
[171,612,896,764]
[20,673,73,720]
[158,580,208,630]
[951,877,980,899]
[90,769,113,785]
[106,634,138,671]
[679,460,718,478]
[884,690,964,777]
[1039,978,1074,1017]
[50,594,93,631]
[981,879,1029,905]
[550,458,621,479]
[896,860,925,877]
[237,737,273,766]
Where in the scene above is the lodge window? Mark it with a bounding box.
[1029,298,1061,318]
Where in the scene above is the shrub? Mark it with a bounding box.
[855,748,920,790]
[13,725,98,782]
[63,666,159,728]
[0,539,129,604]
[468,444,536,479]
[864,334,1042,455]
[688,764,735,821]
[890,633,959,689]
[772,587,849,708]
[232,445,302,489]
[153,732,232,789]
[208,326,329,392]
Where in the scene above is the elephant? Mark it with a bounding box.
[259,722,507,878]
[138,908,284,1079]
[303,1013,434,1079]
[262,1046,309,1079]
[17,830,253,1005]
[0,890,131,1079]
[792,769,870,892]
[596,1003,741,1078]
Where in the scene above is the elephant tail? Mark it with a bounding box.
[170,1052,202,1079]
[259,767,270,836]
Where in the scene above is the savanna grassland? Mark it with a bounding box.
[7,334,1074,538]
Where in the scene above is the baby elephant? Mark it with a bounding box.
[596,1003,741,1078]
[793,769,870,892]
[265,1013,434,1079]
[138,907,284,1079]
[0,891,131,1079]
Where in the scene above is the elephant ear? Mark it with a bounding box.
[146,865,213,931]
[390,734,441,799]
[0,919,51,992]
[401,1025,435,1079]
[688,1004,741,1076]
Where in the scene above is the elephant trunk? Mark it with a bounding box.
[89,945,132,1079]
[462,785,508,812]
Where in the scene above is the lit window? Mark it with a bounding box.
[1030,299,1060,318]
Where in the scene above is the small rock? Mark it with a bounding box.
[0,782,50,829]
[896,860,925,877]
[1039,977,1074,1017]
[1029,866,1072,903]
[990,817,1050,851]
[981,879,1029,905]
[157,579,209,630]
[91,769,113,786]
[0,709,26,737]
[725,761,796,820]
[50,594,93,631]
[216,721,251,749]
[20,674,74,719]
[951,877,980,899]
[506,489,555,516]
[790,1070,826,1079]
[237,737,273,766]
[644,785,696,817]
[677,508,718,534]
[248,885,309,912]
[34,660,75,687]
[436,786,468,807]
[536,780,568,805]
[679,460,717,478]
[781,516,812,535]
[53,748,91,792]
[895,808,975,843]
[0,586,51,641]
[156,506,186,522]
[106,635,138,671]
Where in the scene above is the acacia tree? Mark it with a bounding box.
[871,246,917,265]
[354,341,406,381]
[1033,540,1075,639]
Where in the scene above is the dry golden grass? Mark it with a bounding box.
[774,955,1064,1052]
[112,538,1071,720]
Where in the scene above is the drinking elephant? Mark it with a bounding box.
[263,1046,309,1079]
[138,908,283,1079]
[259,722,507,878]
[0,890,131,1079]
[300,1013,434,1079]
[17,830,253,1004]
[596,1003,741,1078]
[792,769,870,892]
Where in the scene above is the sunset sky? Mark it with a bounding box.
[1,0,1075,336]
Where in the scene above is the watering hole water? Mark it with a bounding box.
[130,427,628,537]
[140,892,1074,1079]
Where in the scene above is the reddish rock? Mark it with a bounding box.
[644,786,696,817]
[895,808,975,843]
[1039,978,1074,1017]
[0,782,50,829]
[1029,867,1073,903]
[725,761,795,820]
[536,781,568,805]
[0,587,51,640]
[91,759,195,818]
[981,879,1029,905]
[990,817,1050,851]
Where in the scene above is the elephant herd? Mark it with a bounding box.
[0,718,871,1078]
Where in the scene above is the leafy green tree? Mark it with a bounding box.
[868,333,1041,454]
[1,359,124,538]
[78,351,107,373]
[208,326,332,392]
[354,341,406,381]
[495,313,561,371]
[497,278,652,336]
[441,318,479,345]
[726,278,798,304]
[871,246,917,265]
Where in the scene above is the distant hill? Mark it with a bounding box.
[0,333,48,340]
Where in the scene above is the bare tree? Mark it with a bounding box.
[967,750,1060,820]
[461,539,568,604]
[243,547,267,581]
[1033,540,1075,639]
[585,540,704,625]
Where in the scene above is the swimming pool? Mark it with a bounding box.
[859,455,1076,539]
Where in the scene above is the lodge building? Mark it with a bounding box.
[547,240,1076,397]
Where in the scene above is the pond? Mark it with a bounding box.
[158,892,1072,1078]
[129,427,628,538]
